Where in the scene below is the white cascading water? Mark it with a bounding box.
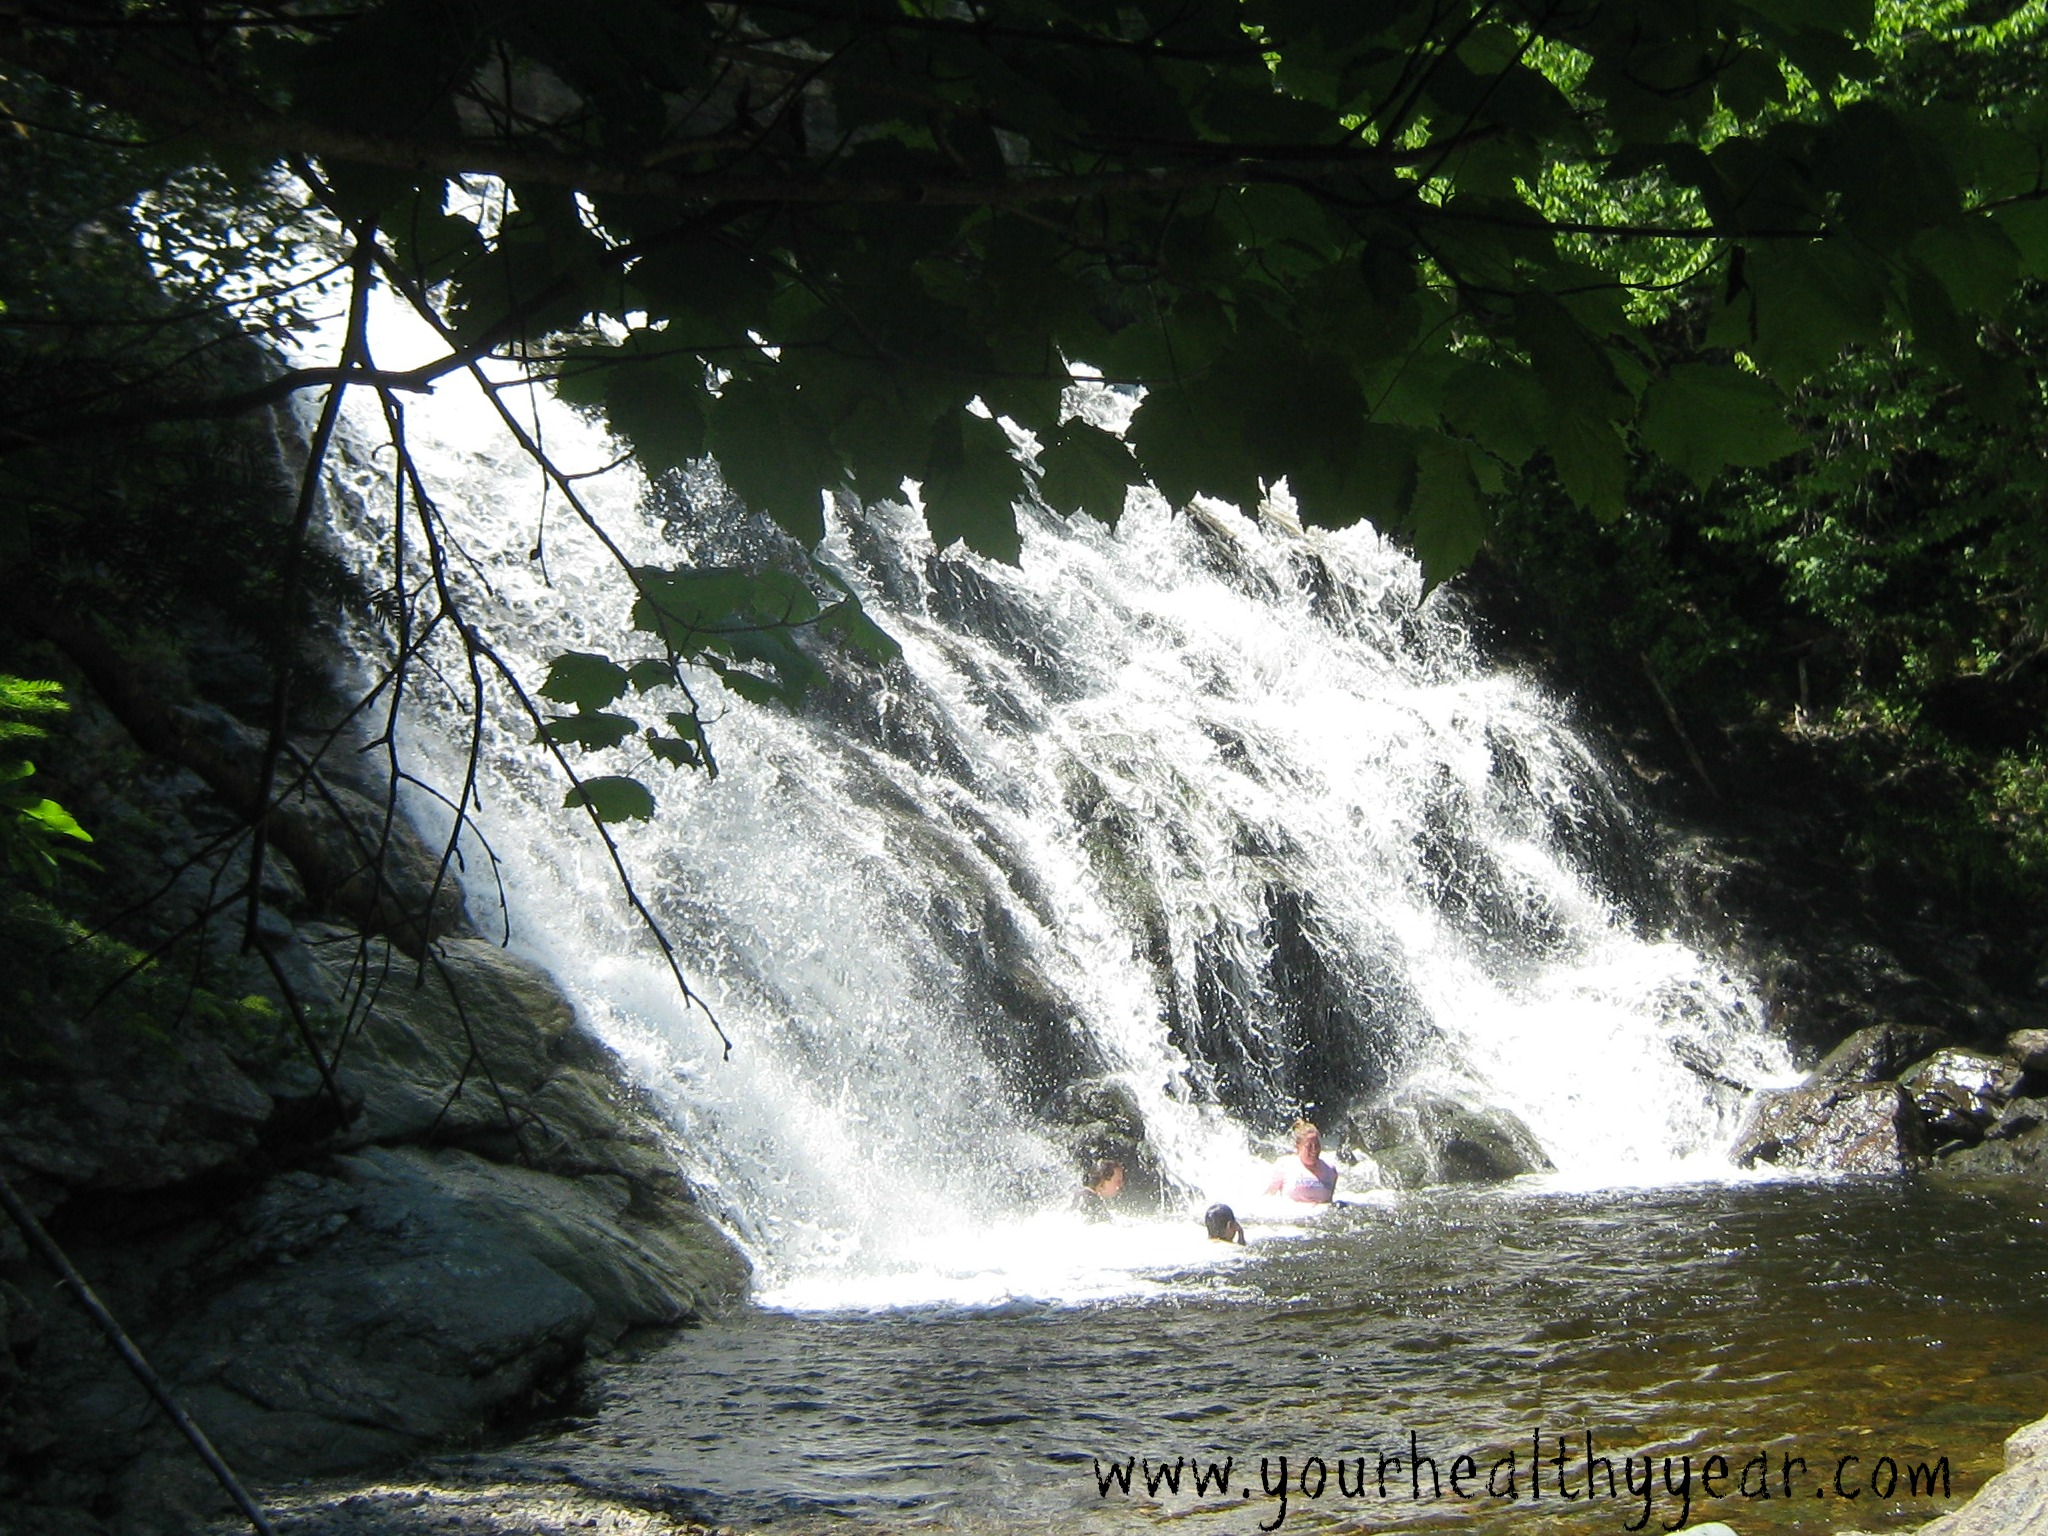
[313,295,1794,1308]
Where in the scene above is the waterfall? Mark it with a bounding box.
[314,298,1793,1307]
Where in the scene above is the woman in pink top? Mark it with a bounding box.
[1266,1119,1338,1203]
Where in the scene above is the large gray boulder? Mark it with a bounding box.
[0,922,750,1535]
[287,927,580,1151]
[14,1145,747,1535]
[160,1146,741,1464]
[1731,1081,1932,1174]
[1342,1091,1553,1189]
[0,1017,274,1199]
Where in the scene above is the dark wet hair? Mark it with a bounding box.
[1204,1203,1238,1240]
[1086,1158,1123,1189]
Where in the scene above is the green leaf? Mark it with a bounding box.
[1992,201,2048,279]
[1442,360,1544,468]
[664,711,719,780]
[707,662,787,707]
[626,658,678,692]
[1911,218,2021,317]
[1739,0,1873,30]
[1409,435,1489,591]
[1712,241,1889,383]
[563,775,657,823]
[539,712,640,750]
[1639,364,1805,487]
[646,733,702,769]
[539,653,631,711]
[814,597,903,665]
[1904,265,2025,423]
[1127,383,1262,511]
[1037,420,1137,524]
[1545,411,1629,523]
[1513,291,1630,422]
[600,355,708,475]
[921,410,1026,563]
[1716,49,1788,119]
[705,375,839,543]
[1816,103,1960,252]
[18,798,91,842]
[631,567,822,652]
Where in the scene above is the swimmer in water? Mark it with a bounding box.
[1204,1203,1245,1244]
[1071,1158,1124,1221]
[1264,1118,1338,1203]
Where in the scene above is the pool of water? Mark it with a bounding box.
[479,1176,2048,1536]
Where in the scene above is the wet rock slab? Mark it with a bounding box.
[1902,1048,2027,1150]
[199,1476,735,1535]
[1806,1022,1955,1088]
[1342,1091,1553,1189]
[1730,1081,1932,1174]
[1932,1096,2048,1180]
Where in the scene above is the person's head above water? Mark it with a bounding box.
[1085,1158,1125,1198]
[1267,1119,1338,1202]
[1204,1203,1245,1243]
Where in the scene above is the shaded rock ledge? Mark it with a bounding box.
[0,676,748,1536]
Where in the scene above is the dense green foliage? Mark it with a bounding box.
[10,1,2045,558]
[0,1,2043,939]
[0,677,92,885]
[1491,2,2048,932]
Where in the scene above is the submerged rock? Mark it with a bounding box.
[1730,1081,1932,1174]
[1340,1091,1553,1189]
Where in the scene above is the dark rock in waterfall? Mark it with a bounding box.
[1667,1033,1758,1092]
[924,549,1081,701]
[1413,768,1577,968]
[1485,725,1670,936]
[1169,886,1406,1127]
[1183,501,1283,600]
[1044,1077,1166,1207]
[1900,1047,2026,1151]
[1262,887,1400,1115]
[1730,1081,1932,1174]
[1339,1091,1554,1189]
[929,888,1099,1105]
[1806,1023,1956,1088]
